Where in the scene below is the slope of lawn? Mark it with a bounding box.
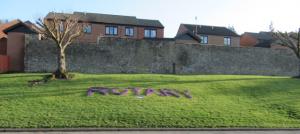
[0,73,300,128]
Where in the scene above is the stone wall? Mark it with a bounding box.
[24,34,299,76]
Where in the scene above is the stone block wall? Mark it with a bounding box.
[24,34,299,76]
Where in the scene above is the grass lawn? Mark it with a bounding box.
[0,73,300,128]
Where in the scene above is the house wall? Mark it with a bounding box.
[0,38,7,55]
[25,34,298,76]
[7,32,25,72]
[0,55,9,73]
[78,23,164,43]
[205,35,240,47]
[240,34,258,47]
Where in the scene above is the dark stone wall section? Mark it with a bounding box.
[24,35,298,76]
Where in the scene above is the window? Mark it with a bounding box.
[83,25,92,33]
[59,22,64,32]
[144,29,157,38]
[200,35,208,44]
[105,26,118,35]
[125,27,134,36]
[224,37,231,46]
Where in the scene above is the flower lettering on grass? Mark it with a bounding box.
[87,87,192,99]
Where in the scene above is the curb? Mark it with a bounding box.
[0,128,300,132]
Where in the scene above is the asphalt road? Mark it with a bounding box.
[2,131,300,134]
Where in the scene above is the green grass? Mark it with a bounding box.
[0,73,300,128]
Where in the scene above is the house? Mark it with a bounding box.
[240,32,276,48]
[45,12,164,42]
[176,24,240,47]
[0,20,38,72]
[0,20,21,55]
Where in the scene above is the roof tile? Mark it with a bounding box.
[46,12,164,28]
[182,24,240,37]
[0,20,22,39]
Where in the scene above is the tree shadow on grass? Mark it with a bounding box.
[74,77,288,88]
[211,78,300,120]
[0,87,85,100]
[0,74,48,79]
[211,78,299,98]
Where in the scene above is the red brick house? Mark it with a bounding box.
[0,20,38,72]
[240,32,286,49]
[240,32,290,50]
[0,20,21,55]
[240,32,272,47]
[45,12,164,43]
[176,24,240,47]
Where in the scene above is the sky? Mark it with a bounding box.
[1,0,300,37]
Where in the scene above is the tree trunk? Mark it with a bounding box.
[53,48,69,79]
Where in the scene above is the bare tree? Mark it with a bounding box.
[0,19,9,24]
[228,25,236,33]
[37,13,84,79]
[272,30,300,77]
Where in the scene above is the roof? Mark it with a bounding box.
[0,20,40,39]
[45,12,164,28]
[0,20,22,39]
[244,32,273,40]
[243,32,275,48]
[181,24,240,37]
[175,31,201,42]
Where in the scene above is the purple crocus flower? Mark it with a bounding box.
[119,89,129,95]
[87,87,110,96]
[98,88,110,95]
[111,88,121,95]
[145,88,155,96]
[111,88,128,96]
[183,90,192,99]
[87,88,95,96]
[167,89,181,98]
[159,89,169,96]
[132,88,141,95]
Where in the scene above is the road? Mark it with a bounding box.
[2,130,300,134]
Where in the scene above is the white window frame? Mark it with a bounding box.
[224,37,231,46]
[200,35,208,44]
[105,26,118,35]
[144,29,157,38]
[125,27,134,36]
[83,25,92,33]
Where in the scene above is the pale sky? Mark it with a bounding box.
[1,0,300,37]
